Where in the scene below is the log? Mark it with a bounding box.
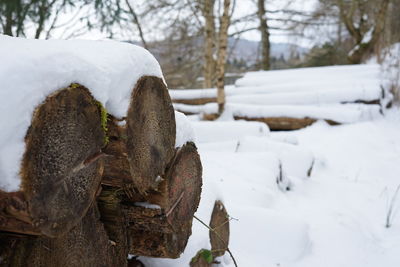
[0,205,123,267]
[100,117,202,258]
[173,97,217,106]
[126,76,176,194]
[233,116,339,131]
[209,200,230,257]
[0,191,40,236]
[127,142,202,258]
[4,84,105,238]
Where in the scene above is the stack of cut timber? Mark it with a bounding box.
[0,37,202,266]
[0,78,202,266]
[169,65,390,130]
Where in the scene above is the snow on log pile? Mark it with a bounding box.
[0,35,202,265]
[169,65,389,130]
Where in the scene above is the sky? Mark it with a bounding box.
[48,0,318,48]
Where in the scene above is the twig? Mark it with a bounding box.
[165,191,185,217]
[386,184,400,228]
[72,151,106,173]
[193,215,238,267]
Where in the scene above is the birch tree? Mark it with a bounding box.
[257,0,270,70]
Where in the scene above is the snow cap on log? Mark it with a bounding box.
[0,35,163,192]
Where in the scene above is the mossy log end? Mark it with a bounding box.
[209,200,230,257]
[15,84,105,237]
[0,205,122,267]
[126,76,176,195]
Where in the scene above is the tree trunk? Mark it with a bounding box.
[216,0,231,114]
[202,0,216,89]
[257,0,270,70]
[338,0,390,64]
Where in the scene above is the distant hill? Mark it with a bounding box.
[228,38,308,64]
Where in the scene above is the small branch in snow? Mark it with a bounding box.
[193,215,238,267]
[386,184,400,228]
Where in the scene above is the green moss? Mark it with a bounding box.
[68,83,109,146]
[190,249,213,264]
[70,83,80,89]
[94,100,109,146]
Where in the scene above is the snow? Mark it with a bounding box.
[0,35,163,192]
[235,64,380,89]
[169,87,217,100]
[134,202,161,209]
[175,111,195,148]
[191,121,269,143]
[143,63,400,266]
[142,108,400,267]
[225,103,382,124]
[170,64,389,125]
[173,103,218,114]
[227,87,382,106]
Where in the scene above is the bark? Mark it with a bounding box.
[100,114,202,258]
[173,97,217,105]
[19,84,105,237]
[126,76,176,195]
[126,143,202,258]
[0,76,201,263]
[216,0,231,114]
[257,0,270,70]
[202,0,216,89]
[234,116,340,130]
[337,0,390,63]
[0,205,121,267]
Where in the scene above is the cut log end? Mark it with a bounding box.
[165,142,202,226]
[127,142,202,258]
[20,84,105,237]
[209,200,230,257]
[126,76,176,194]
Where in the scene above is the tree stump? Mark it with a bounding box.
[0,84,105,238]
[209,200,230,257]
[126,76,176,194]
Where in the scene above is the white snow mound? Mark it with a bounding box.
[0,35,163,192]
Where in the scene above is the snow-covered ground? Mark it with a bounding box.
[143,109,400,267]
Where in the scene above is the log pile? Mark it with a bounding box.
[0,76,202,266]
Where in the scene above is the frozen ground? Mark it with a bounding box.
[143,109,400,267]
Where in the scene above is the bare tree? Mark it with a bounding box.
[257,0,270,70]
[215,0,233,113]
[201,0,217,89]
[0,0,74,38]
